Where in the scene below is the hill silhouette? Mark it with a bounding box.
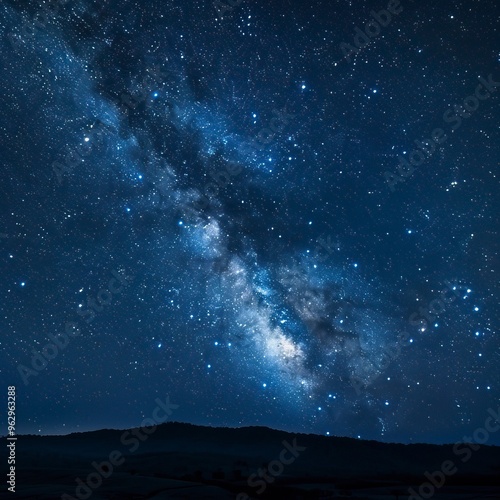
[7,422,500,499]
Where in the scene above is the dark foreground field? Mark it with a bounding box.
[5,422,500,499]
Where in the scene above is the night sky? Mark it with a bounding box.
[1,0,498,445]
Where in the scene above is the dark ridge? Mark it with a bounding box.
[9,422,500,499]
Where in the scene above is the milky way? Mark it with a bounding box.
[1,0,498,444]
